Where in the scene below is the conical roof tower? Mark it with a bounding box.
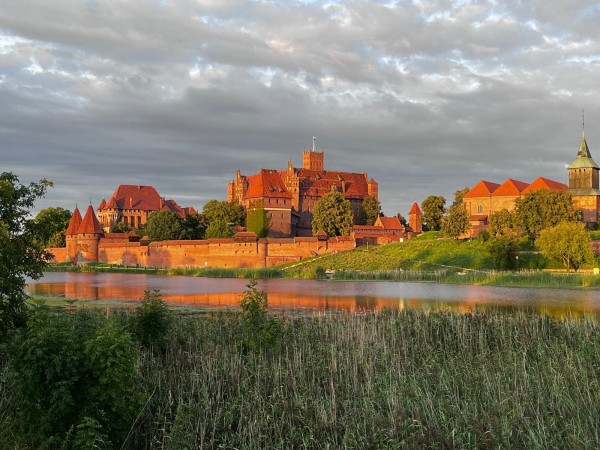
[65,206,83,236]
[568,131,599,170]
[78,204,104,235]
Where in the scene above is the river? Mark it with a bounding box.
[26,272,600,318]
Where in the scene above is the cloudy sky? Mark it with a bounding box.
[2,0,600,216]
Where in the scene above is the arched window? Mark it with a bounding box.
[477,204,483,213]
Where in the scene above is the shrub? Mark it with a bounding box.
[134,290,172,351]
[238,279,282,352]
[8,304,142,448]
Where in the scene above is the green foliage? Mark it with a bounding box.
[134,290,172,351]
[478,229,491,242]
[488,208,519,239]
[144,210,184,241]
[536,221,594,272]
[246,200,269,238]
[205,218,236,238]
[488,237,518,270]
[48,230,66,248]
[453,187,470,206]
[72,417,112,450]
[515,190,579,242]
[34,206,72,247]
[111,220,132,233]
[202,200,246,228]
[441,203,470,239]
[421,195,446,231]
[358,195,381,225]
[0,172,52,341]
[238,279,282,352]
[8,305,142,447]
[312,189,354,236]
[396,213,407,226]
[181,212,206,240]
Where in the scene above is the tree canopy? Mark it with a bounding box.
[33,207,72,248]
[488,209,519,240]
[312,189,354,236]
[515,190,579,242]
[441,204,470,239]
[0,172,52,338]
[358,196,381,226]
[421,195,446,231]
[144,210,184,241]
[452,187,470,206]
[205,219,236,239]
[536,221,594,272]
[202,200,246,228]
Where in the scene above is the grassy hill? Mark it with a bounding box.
[284,232,566,276]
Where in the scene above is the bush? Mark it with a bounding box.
[8,304,143,448]
[134,290,172,351]
[238,280,282,352]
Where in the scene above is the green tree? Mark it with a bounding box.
[238,279,282,352]
[205,219,236,239]
[488,209,519,239]
[441,204,470,239]
[111,221,132,233]
[202,200,246,228]
[358,196,381,225]
[246,200,269,238]
[181,212,206,240]
[488,237,517,270]
[134,290,172,352]
[396,213,407,227]
[0,172,52,339]
[536,221,594,272]
[421,195,446,231]
[33,207,72,248]
[515,190,579,243]
[144,210,184,241]
[312,189,354,236]
[453,187,470,206]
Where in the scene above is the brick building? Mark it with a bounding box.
[97,185,195,232]
[228,148,378,237]
[568,132,600,223]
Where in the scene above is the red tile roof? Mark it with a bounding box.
[65,207,82,236]
[522,177,568,194]
[463,180,501,199]
[409,201,422,215]
[98,198,106,210]
[98,185,192,218]
[244,170,292,199]
[78,205,104,235]
[376,216,404,230]
[492,179,529,196]
[293,169,370,199]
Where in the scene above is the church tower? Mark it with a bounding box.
[568,131,600,223]
[408,201,423,234]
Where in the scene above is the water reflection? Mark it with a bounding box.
[27,272,600,319]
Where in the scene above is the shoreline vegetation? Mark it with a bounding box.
[3,303,600,448]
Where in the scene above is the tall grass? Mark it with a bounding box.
[2,308,600,448]
[125,309,600,448]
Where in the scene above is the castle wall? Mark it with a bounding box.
[51,235,356,269]
[572,195,600,223]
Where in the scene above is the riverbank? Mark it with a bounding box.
[45,261,600,289]
[2,307,599,448]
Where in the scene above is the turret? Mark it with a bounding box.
[408,201,423,234]
[303,150,324,171]
[65,206,82,262]
[76,204,104,262]
[568,131,599,191]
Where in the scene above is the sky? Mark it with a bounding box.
[2,0,600,217]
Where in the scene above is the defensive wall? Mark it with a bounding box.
[48,235,355,269]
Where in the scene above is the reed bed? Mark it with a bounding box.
[123,309,600,448]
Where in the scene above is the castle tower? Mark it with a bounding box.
[408,201,423,234]
[568,131,600,223]
[65,206,82,262]
[367,177,379,201]
[76,204,104,262]
[303,150,324,171]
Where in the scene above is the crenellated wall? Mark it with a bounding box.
[48,235,355,268]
